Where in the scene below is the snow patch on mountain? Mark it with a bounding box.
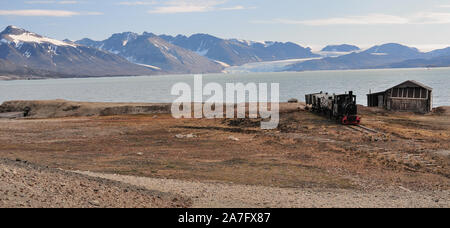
[234,39,260,46]
[0,38,11,45]
[232,39,273,47]
[317,51,354,58]
[109,50,120,55]
[136,63,162,71]
[371,53,388,56]
[15,41,24,49]
[122,33,136,46]
[153,41,170,51]
[125,56,161,71]
[213,60,230,68]
[195,48,209,56]
[263,41,275,47]
[47,45,58,55]
[23,50,31,58]
[7,33,77,47]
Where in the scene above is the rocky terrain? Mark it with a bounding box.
[0,101,448,208]
[0,159,190,208]
[78,171,449,208]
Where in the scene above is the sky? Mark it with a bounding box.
[2,0,450,51]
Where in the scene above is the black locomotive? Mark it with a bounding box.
[305,91,361,125]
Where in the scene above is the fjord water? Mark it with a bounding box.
[1,68,449,107]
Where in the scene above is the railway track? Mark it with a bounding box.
[346,125,440,172]
[346,124,380,135]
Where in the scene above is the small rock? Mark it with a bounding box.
[89,200,100,207]
[228,136,240,141]
[185,133,196,138]
[175,133,196,139]
[137,152,144,156]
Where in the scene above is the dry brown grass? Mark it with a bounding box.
[0,102,448,191]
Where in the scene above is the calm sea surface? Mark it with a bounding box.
[1,68,449,107]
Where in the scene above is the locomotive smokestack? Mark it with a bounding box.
[349,91,353,97]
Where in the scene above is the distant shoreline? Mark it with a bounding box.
[2,66,450,82]
[0,75,54,81]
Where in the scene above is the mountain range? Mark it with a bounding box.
[76,32,320,73]
[288,43,450,71]
[76,32,224,74]
[0,26,158,78]
[2,25,450,79]
[158,34,319,66]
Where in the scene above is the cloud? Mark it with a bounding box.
[148,0,247,14]
[59,1,79,4]
[252,12,450,26]
[82,11,104,16]
[410,12,450,24]
[221,5,245,11]
[117,1,157,6]
[25,1,79,4]
[0,9,102,17]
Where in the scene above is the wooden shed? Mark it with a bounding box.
[367,80,433,113]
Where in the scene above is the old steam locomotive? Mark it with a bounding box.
[305,91,361,125]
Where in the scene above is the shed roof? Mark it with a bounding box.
[389,80,433,91]
[367,80,433,96]
[367,91,386,96]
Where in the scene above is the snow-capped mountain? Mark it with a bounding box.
[287,43,440,71]
[0,26,158,78]
[321,44,360,52]
[317,44,361,58]
[76,32,224,74]
[159,33,319,66]
[5,26,450,78]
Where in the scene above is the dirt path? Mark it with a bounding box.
[76,171,450,208]
[0,159,190,208]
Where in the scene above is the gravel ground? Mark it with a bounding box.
[0,159,190,208]
[77,171,450,208]
[1,159,448,208]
